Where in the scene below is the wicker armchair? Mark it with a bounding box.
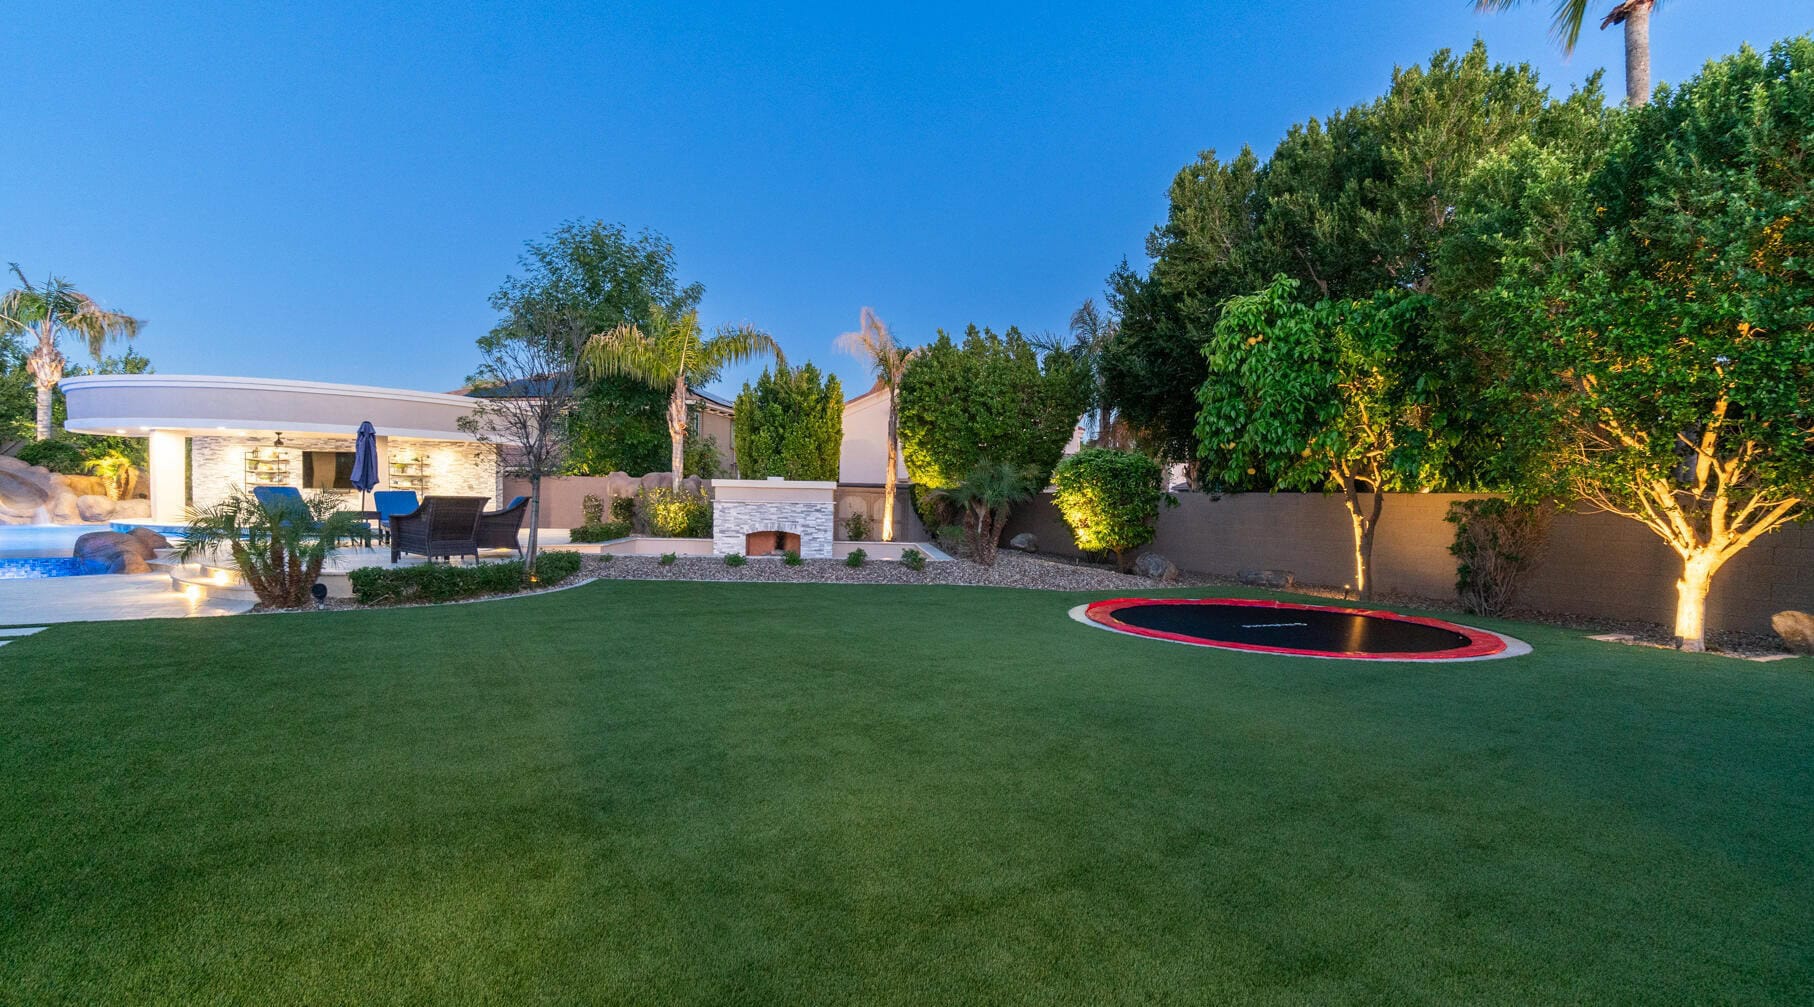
[477,496,529,556]
[388,495,488,564]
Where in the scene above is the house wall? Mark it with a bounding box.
[696,409,736,474]
[838,390,910,486]
[1002,490,1814,635]
[191,435,500,511]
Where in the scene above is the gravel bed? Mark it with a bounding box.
[578,550,1214,592]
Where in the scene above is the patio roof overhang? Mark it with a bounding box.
[61,374,484,442]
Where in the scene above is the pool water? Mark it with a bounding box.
[0,525,106,579]
[0,556,109,579]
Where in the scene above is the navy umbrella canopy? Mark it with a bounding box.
[350,421,380,511]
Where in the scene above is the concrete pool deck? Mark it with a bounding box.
[0,573,253,625]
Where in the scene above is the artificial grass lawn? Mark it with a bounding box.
[3,581,1811,1004]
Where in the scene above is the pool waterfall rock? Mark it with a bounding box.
[72,528,169,575]
[0,455,149,525]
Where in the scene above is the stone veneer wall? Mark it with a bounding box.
[713,500,835,558]
[190,435,500,511]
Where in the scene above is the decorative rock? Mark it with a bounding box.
[1771,611,1814,655]
[0,455,55,521]
[1238,569,1296,589]
[1009,532,1039,552]
[1133,552,1179,583]
[76,494,117,522]
[128,527,173,552]
[639,471,672,491]
[62,473,112,498]
[73,530,157,574]
[112,498,152,519]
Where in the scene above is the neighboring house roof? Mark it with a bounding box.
[456,372,735,415]
[844,379,889,407]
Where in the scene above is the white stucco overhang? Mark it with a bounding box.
[60,374,483,441]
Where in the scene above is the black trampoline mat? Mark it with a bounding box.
[1107,602,1474,654]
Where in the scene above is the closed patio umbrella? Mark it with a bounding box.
[350,421,380,514]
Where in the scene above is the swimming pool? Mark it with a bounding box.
[0,525,106,579]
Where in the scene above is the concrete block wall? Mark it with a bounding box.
[1002,491,1814,635]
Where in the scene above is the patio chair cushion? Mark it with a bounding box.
[372,490,421,527]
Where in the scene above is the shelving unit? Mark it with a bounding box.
[388,456,430,493]
[242,448,292,488]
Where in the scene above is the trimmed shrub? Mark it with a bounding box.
[529,551,582,584]
[635,486,712,538]
[845,548,866,568]
[580,494,605,525]
[1446,498,1552,616]
[658,552,677,566]
[349,557,581,606]
[569,519,631,543]
[610,496,635,523]
[1051,448,1171,571]
[783,549,803,567]
[724,552,746,567]
[842,513,871,541]
[900,548,926,571]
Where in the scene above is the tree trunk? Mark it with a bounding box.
[1340,473,1384,600]
[34,381,54,442]
[1622,1,1651,107]
[526,476,542,576]
[1672,551,1721,652]
[668,377,688,491]
[881,395,899,542]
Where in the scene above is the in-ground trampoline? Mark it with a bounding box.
[1073,597,1527,661]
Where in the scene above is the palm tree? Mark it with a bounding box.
[835,307,912,541]
[580,303,779,490]
[1474,0,1658,107]
[934,459,1042,567]
[0,264,143,441]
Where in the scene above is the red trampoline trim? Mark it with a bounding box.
[1083,597,1507,660]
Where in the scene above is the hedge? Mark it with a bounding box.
[349,552,582,605]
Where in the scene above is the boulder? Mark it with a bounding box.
[62,473,112,498]
[112,498,152,519]
[0,455,55,520]
[76,494,117,522]
[1008,532,1038,552]
[1133,552,1179,583]
[73,530,157,575]
[604,471,640,500]
[128,527,173,552]
[680,475,705,497]
[47,488,82,524]
[639,471,672,492]
[1238,569,1296,590]
[1771,611,1814,655]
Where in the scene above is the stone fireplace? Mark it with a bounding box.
[711,479,836,559]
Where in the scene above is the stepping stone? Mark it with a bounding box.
[0,626,46,637]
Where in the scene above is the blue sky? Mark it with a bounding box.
[6,2,1806,399]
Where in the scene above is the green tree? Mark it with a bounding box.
[732,361,843,481]
[1197,277,1441,599]
[485,220,704,475]
[1467,38,1814,651]
[1474,0,1659,107]
[1051,448,1169,571]
[897,325,1087,499]
[561,376,672,475]
[835,307,912,540]
[1102,43,1564,473]
[580,303,779,489]
[0,264,142,442]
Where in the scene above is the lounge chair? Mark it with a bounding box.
[252,485,309,517]
[477,496,529,556]
[372,490,421,539]
[389,495,488,564]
